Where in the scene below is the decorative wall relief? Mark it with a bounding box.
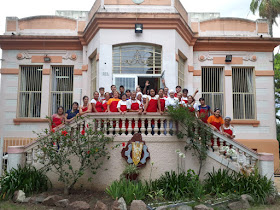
[198,53,213,62]
[121,133,150,167]
[16,52,31,60]
[62,51,77,60]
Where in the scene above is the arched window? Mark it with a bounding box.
[113,44,162,75]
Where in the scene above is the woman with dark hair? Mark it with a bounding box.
[65,102,79,123]
[107,91,121,112]
[50,106,65,129]
[207,108,224,131]
[91,91,103,112]
[198,97,213,123]
[186,95,199,115]
[79,96,92,116]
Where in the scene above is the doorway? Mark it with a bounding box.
[138,77,160,94]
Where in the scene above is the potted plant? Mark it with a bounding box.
[122,164,140,181]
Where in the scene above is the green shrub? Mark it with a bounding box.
[105,179,148,204]
[0,165,51,200]
[204,168,276,203]
[148,170,204,201]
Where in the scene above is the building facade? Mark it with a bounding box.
[1,0,280,169]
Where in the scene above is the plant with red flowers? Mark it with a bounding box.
[36,116,113,195]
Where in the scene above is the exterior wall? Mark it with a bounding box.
[36,136,227,190]
[0,49,83,140]
[87,29,178,92]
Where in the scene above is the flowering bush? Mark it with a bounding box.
[36,117,113,195]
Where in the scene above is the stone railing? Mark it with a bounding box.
[21,113,272,177]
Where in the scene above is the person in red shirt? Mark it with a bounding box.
[91,91,104,112]
[221,117,236,139]
[144,89,159,114]
[128,92,142,113]
[103,92,110,112]
[50,106,65,129]
[117,94,130,114]
[107,92,121,112]
[79,96,92,116]
[174,85,181,98]
[99,87,105,101]
[198,97,213,123]
[158,88,165,115]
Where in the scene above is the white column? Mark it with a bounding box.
[258,153,274,181]
[7,146,26,172]
[41,75,50,117]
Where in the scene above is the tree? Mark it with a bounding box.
[36,117,114,195]
[250,0,280,37]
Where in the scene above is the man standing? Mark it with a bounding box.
[109,85,117,98]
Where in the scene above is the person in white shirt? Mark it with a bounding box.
[117,94,130,114]
[164,90,178,134]
[221,117,236,139]
[165,90,179,110]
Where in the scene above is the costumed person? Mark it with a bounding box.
[125,89,131,100]
[158,88,166,114]
[107,91,121,112]
[79,96,92,116]
[186,95,199,116]
[91,91,104,112]
[198,97,212,123]
[174,85,181,97]
[177,92,186,107]
[144,89,158,113]
[182,89,189,104]
[65,102,79,123]
[221,117,236,139]
[102,92,110,112]
[50,106,65,129]
[99,87,105,101]
[128,92,142,113]
[207,108,224,131]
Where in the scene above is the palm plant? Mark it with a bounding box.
[250,0,280,37]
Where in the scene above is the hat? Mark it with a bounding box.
[136,92,143,97]
[142,95,148,99]
[169,89,175,93]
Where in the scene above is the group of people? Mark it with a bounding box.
[50,80,235,139]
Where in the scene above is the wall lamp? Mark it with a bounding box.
[135,23,143,33]
[225,55,232,63]
[44,56,51,63]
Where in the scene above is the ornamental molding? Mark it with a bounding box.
[16,50,77,61]
[198,52,257,62]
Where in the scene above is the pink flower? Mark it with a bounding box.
[51,129,55,133]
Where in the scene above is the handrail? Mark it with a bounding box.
[23,113,259,172]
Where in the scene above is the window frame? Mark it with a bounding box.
[178,56,186,88]
[49,65,74,116]
[201,66,225,115]
[17,65,43,118]
[112,44,162,75]
[232,67,256,120]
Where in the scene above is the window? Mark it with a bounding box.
[50,66,74,115]
[18,66,43,118]
[91,56,97,92]
[178,56,185,87]
[113,44,162,74]
[232,67,255,119]
[202,67,224,114]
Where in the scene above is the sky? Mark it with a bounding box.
[0,0,279,59]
